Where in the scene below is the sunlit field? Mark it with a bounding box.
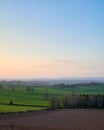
[0,84,104,112]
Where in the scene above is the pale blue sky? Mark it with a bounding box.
[0,0,104,78]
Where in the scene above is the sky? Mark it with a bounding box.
[0,0,104,79]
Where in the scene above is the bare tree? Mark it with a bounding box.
[43,89,49,99]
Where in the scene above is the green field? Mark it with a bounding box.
[0,85,104,112]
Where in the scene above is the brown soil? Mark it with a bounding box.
[0,109,104,130]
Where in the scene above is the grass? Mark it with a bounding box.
[0,104,44,112]
[0,84,104,112]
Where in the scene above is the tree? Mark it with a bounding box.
[0,84,3,90]
[9,100,13,105]
[50,97,63,109]
[26,86,34,92]
[50,97,58,109]
[43,89,49,99]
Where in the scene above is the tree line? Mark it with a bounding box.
[50,94,104,109]
[53,82,104,88]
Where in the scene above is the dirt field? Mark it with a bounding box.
[0,109,104,130]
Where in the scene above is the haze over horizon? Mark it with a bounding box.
[0,0,104,79]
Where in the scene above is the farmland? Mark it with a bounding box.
[0,84,104,112]
[0,110,104,130]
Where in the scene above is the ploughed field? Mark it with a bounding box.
[0,109,104,130]
[0,85,104,112]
